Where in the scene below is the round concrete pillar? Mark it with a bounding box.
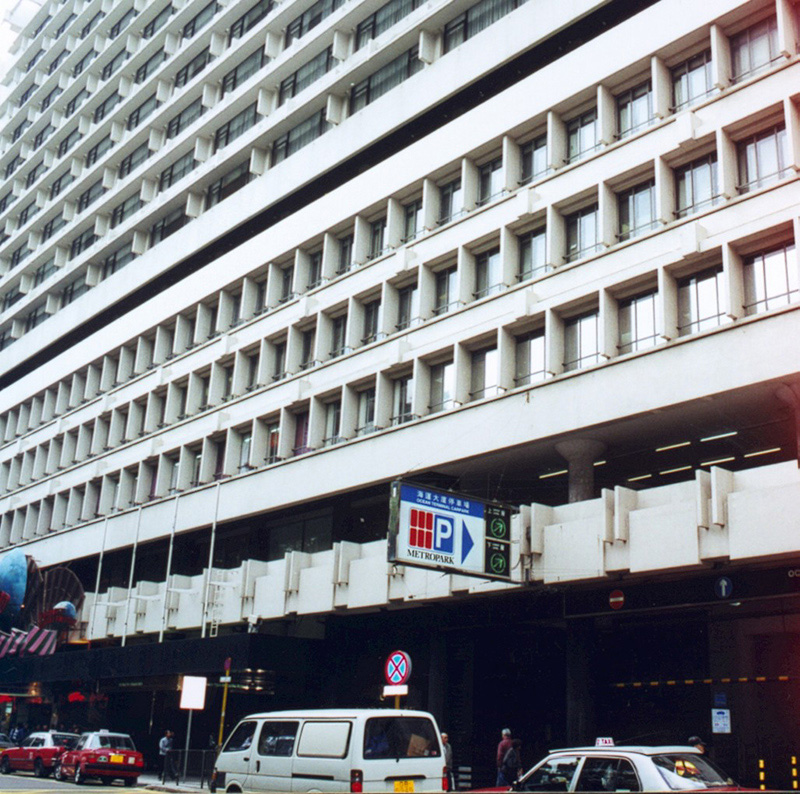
[554,439,607,503]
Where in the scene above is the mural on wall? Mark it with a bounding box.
[0,548,85,657]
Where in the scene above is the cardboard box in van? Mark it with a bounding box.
[211,708,448,793]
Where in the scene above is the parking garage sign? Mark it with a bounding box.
[388,481,516,582]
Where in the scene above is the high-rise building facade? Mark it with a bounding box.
[0,0,799,785]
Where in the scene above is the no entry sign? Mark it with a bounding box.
[609,589,625,610]
[384,650,412,685]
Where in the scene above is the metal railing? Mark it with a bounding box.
[162,748,217,788]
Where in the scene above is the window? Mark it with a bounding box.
[672,50,714,110]
[392,375,414,424]
[617,81,653,138]
[272,110,330,164]
[72,50,97,77]
[618,180,656,241]
[40,85,62,111]
[86,135,114,167]
[70,229,97,259]
[567,110,598,162]
[732,16,780,82]
[42,213,67,240]
[566,204,600,262]
[81,10,104,38]
[356,0,421,49]
[167,98,204,138]
[207,162,251,207]
[183,1,218,38]
[286,0,343,44]
[61,276,89,305]
[223,49,266,96]
[443,0,527,52]
[143,5,172,38]
[434,266,458,314]
[362,299,381,343]
[159,151,196,190]
[66,88,90,116]
[521,135,547,184]
[47,48,69,75]
[5,156,24,180]
[675,154,718,217]
[272,341,287,380]
[111,194,143,228]
[102,242,135,278]
[215,103,258,151]
[78,180,105,212]
[279,266,294,302]
[33,123,55,149]
[564,311,600,371]
[323,401,341,445]
[307,251,323,288]
[135,49,165,84]
[18,201,38,225]
[515,330,545,385]
[677,266,724,335]
[119,142,151,179]
[470,347,498,399]
[369,217,387,259]
[402,199,423,242]
[478,158,503,205]
[300,328,316,369]
[737,125,790,193]
[337,235,353,274]
[34,258,57,286]
[439,178,463,224]
[25,161,46,189]
[127,94,159,130]
[574,757,641,792]
[265,422,280,462]
[397,283,419,330]
[94,92,121,124]
[429,361,455,412]
[102,50,128,81]
[279,48,333,104]
[619,291,658,353]
[2,289,22,311]
[356,388,376,435]
[350,47,423,113]
[330,314,347,357]
[26,49,44,72]
[0,192,15,213]
[293,411,310,454]
[110,8,136,38]
[150,207,188,244]
[229,0,273,42]
[175,48,213,88]
[223,719,256,749]
[475,248,502,298]
[743,243,797,315]
[25,304,48,331]
[519,228,547,280]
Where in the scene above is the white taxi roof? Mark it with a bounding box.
[238,709,436,720]
[547,745,703,755]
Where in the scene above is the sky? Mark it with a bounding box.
[0,0,45,92]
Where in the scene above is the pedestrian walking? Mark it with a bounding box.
[495,728,513,786]
[159,729,176,783]
[441,732,454,790]
[500,739,522,785]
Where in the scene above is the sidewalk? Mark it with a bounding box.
[139,771,208,791]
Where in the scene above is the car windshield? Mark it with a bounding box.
[363,717,441,759]
[53,733,77,748]
[95,734,136,750]
[653,754,736,789]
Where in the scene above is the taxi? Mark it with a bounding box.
[481,742,756,792]
[0,731,78,777]
[57,729,144,786]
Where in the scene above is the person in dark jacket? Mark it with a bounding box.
[496,729,513,786]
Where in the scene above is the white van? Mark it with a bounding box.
[210,708,447,793]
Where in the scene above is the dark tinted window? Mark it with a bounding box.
[257,721,298,756]
[518,756,580,792]
[574,757,640,792]
[363,717,440,760]
[223,721,257,753]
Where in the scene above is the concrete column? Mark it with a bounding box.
[555,438,606,502]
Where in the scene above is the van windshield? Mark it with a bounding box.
[363,717,441,760]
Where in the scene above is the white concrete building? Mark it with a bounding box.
[0,0,799,785]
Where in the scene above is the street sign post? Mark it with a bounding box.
[383,650,412,708]
[387,481,517,581]
[217,657,232,749]
[180,675,207,780]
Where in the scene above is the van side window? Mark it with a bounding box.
[297,721,352,758]
[223,721,257,753]
[363,717,441,759]
[257,721,298,756]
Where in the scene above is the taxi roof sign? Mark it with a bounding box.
[595,737,615,746]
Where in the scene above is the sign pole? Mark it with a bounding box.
[183,708,193,781]
[217,657,232,749]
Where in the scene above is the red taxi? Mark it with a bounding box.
[0,731,78,777]
[57,730,143,786]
